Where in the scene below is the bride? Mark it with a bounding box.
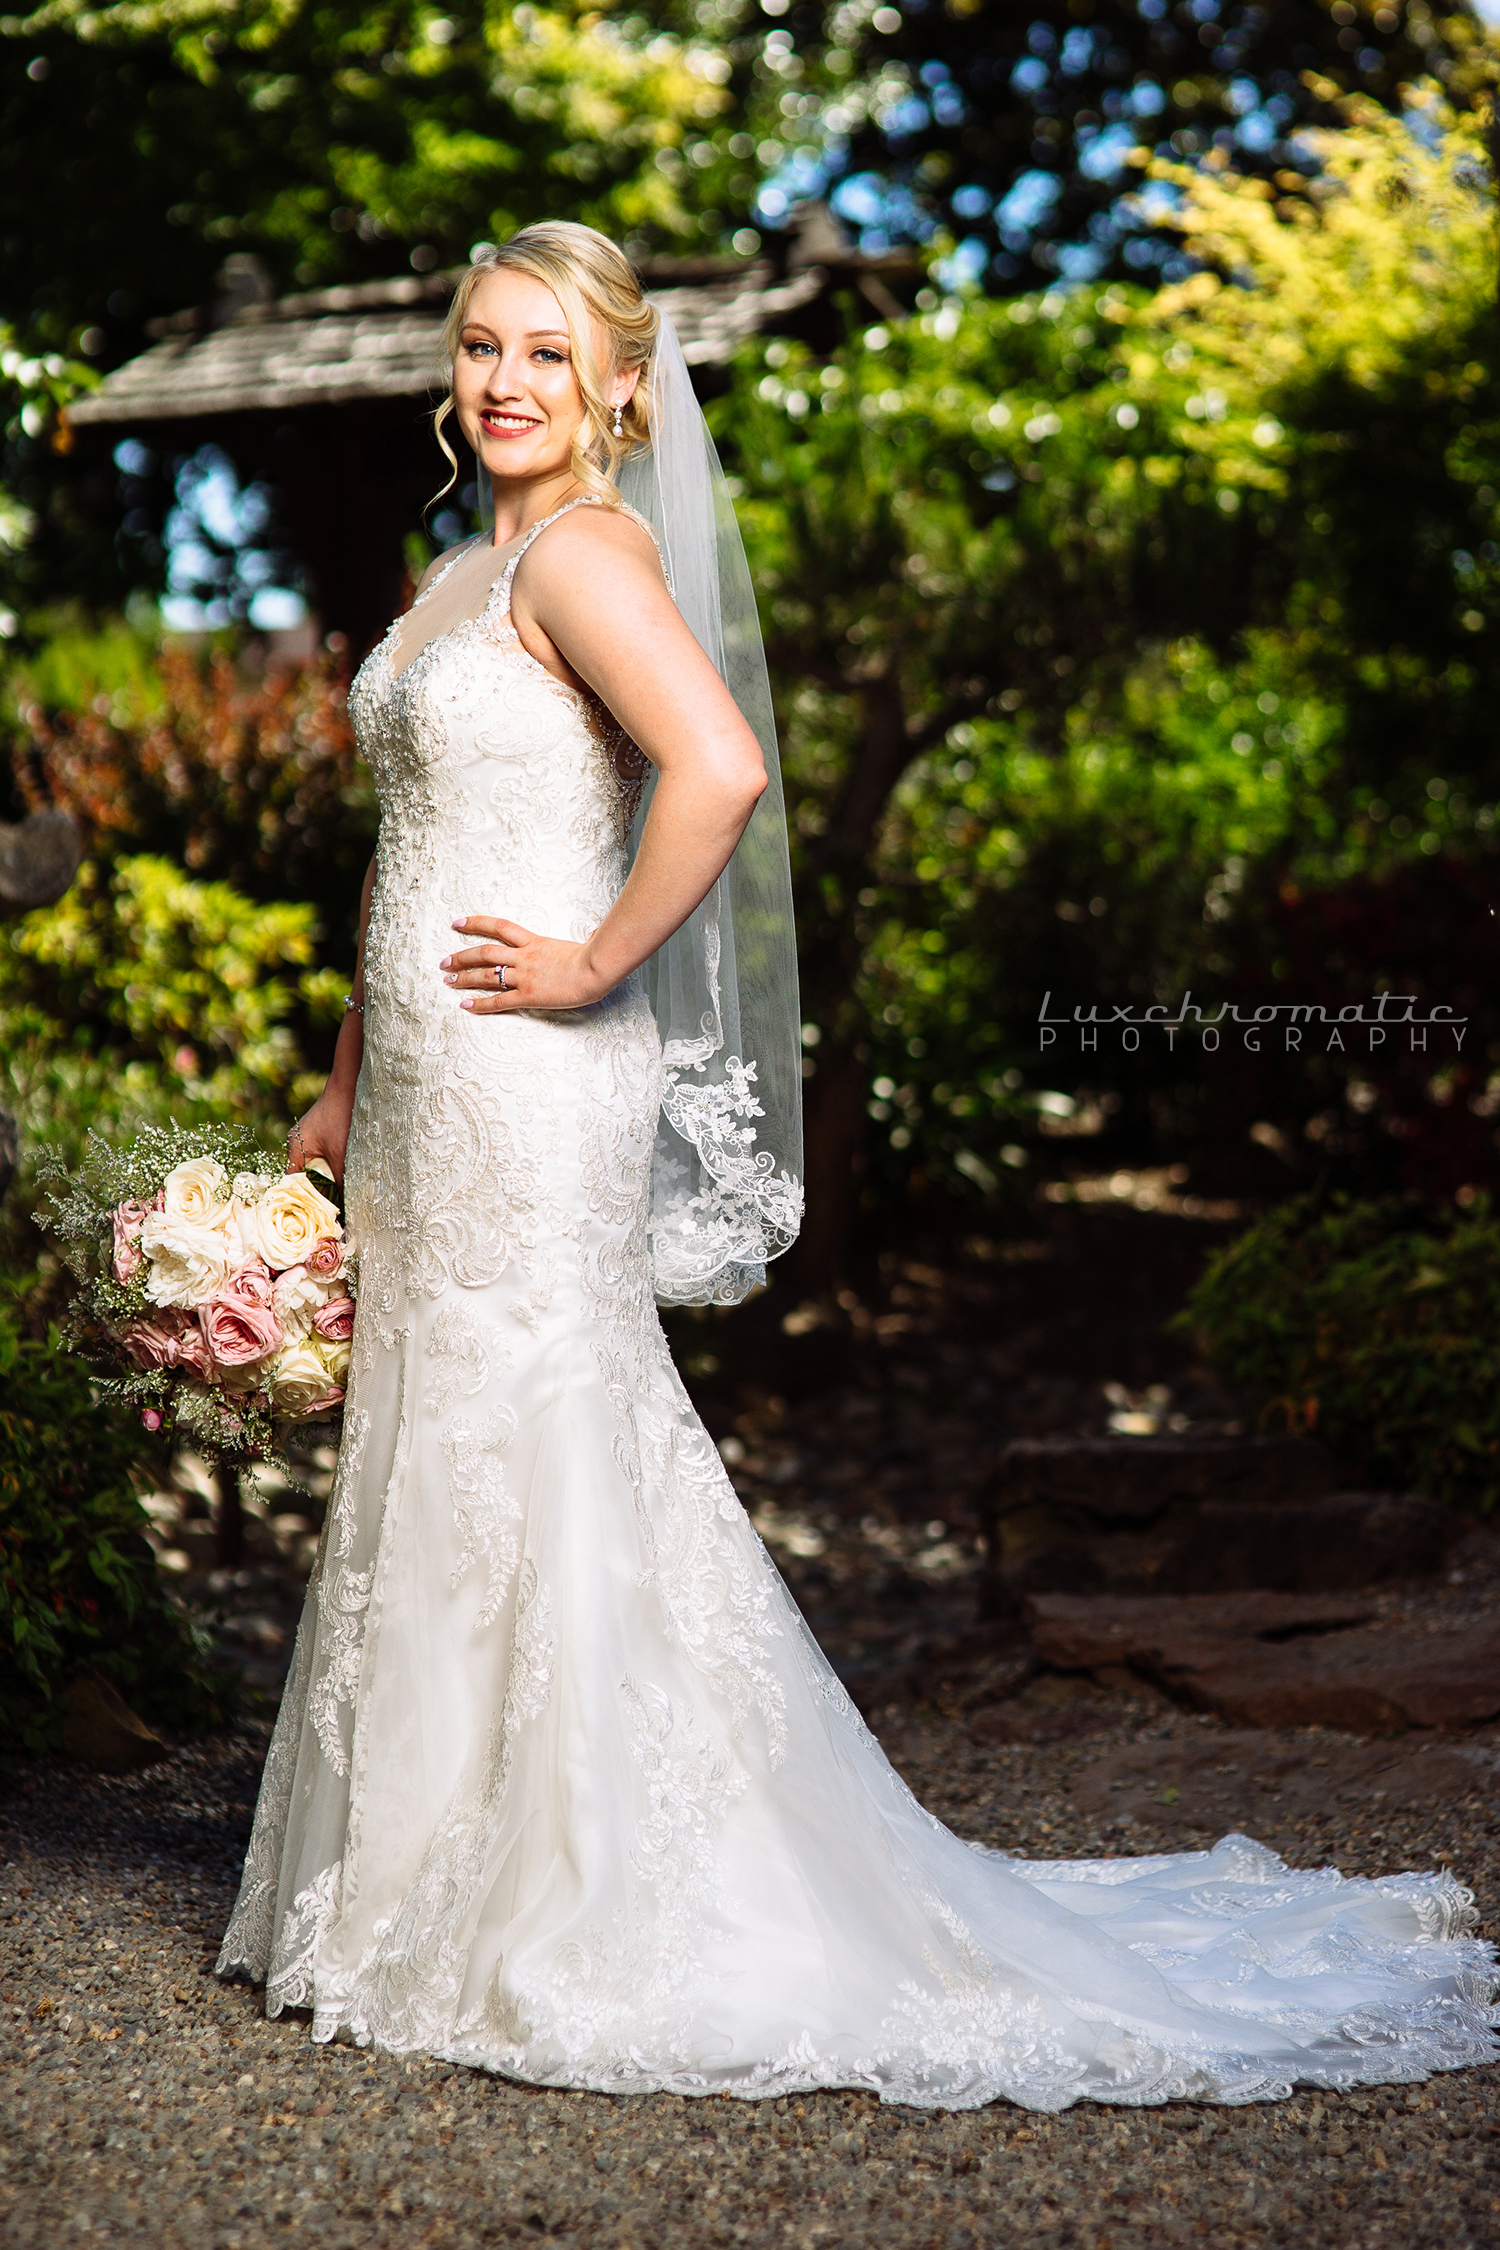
[219,221,1497,2108]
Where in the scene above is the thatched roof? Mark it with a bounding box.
[69,272,456,424]
[67,241,875,428]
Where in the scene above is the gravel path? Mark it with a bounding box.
[7,1217,1499,2246]
[4,1695,1498,2250]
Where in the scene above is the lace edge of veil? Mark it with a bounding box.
[649,1061,804,1308]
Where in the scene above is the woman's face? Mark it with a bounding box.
[452,267,595,489]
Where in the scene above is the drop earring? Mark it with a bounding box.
[612,401,623,439]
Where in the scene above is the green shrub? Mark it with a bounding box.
[1178,1194,1500,1513]
[0,851,349,1300]
[0,1307,234,1758]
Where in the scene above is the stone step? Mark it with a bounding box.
[1169,1492,1456,1596]
[977,1434,1458,1612]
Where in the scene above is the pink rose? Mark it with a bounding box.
[119,1313,197,1372]
[141,1408,163,1431]
[174,1322,213,1379]
[220,1257,274,1311]
[199,1292,283,1370]
[112,1198,152,1283]
[312,1294,354,1343]
[302,1386,345,1417]
[305,1235,345,1283]
[112,1213,144,1284]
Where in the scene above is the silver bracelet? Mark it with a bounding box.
[343,994,366,1015]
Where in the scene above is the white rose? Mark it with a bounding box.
[271,1263,328,1340]
[214,1201,256,1265]
[252,1172,342,1272]
[139,1211,232,1310]
[161,1157,233,1228]
[316,1336,351,1387]
[268,1338,337,1416]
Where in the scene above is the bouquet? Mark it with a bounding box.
[36,1122,353,1463]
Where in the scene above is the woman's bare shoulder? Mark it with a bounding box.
[519,500,665,591]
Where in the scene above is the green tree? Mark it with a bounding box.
[1144,88,1500,783]
[0,326,95,625]
[0,2,761,619]
[766,0,1493,291]
[2,1,747,350]
[718,95,1500,1275]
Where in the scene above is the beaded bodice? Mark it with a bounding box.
[348,497,650,951]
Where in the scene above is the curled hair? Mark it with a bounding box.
[433,221,658,511]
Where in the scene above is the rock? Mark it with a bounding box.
[1167,1631,1500,1734]
[1028,1590,1377,1671]
[976,1434,1455,1612]
[59,1675,170,1770]
[0,809,83,916]
[1067,1726,1499,1835]
[1026,1590,1500,1735]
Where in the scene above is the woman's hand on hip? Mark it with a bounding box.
[442,916,609,1013]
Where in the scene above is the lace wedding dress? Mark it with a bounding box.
[218,503,1499,2109]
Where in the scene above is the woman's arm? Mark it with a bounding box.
[287,852,376,1180]
[442,509,767,1014]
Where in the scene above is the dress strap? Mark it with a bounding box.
[614,501,673,596]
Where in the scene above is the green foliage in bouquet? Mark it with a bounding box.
[0,1305,233,1759]
[1178,1194,1500,1515]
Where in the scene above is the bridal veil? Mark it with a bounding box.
[616,313,804,1307]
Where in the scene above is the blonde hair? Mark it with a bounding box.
[433,221,658,510]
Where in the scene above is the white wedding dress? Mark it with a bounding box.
[219,502,1499,2108]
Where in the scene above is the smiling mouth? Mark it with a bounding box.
[481,411,541,435]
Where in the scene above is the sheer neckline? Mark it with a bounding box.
[387,529,523,684]
[386,495,657,690]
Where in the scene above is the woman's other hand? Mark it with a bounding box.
[288,1084,357,1183]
